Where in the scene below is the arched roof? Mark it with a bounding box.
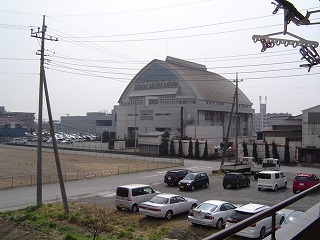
[118,56,252,106]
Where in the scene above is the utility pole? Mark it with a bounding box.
[235,73,240,164]
[31,16,69,214]
[31,15,46,207]
[43,71,69,214]
[180,107,184,138]
[220,73,242,167]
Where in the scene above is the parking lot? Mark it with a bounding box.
[83,171,319,212]
[74,170,319,239]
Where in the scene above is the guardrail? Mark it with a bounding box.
[203,183,320,240]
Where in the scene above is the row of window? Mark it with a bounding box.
[135,81,178,90]
[127,96,196,106]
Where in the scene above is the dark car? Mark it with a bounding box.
[292,173,319,194]
[164,169,192,186]
[223,172,250,189]
[178,172,209,191]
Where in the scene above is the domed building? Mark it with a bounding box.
[115,56,254,145]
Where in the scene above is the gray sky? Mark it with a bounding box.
[1,0,319,120]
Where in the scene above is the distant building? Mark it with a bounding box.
[300,105,320,163]
[60,111,116,137]
[0,116,27,139]
[0,106,35,133]
[253,97,292,135]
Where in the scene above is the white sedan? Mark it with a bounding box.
[188,200,237,229]
[139,193,198,220]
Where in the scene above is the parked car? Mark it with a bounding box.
[280,210,304,228]
[115,184,160,213]
[11,137,28,144]
[223,172,250,189]
[164,169,192,186]
[61,139,73,144]
[188,200,237,229]
[257,170,287,191]
[226,203,285,239]
[178,172,209,191]
[139,193,198,220]
[292,173,320,194]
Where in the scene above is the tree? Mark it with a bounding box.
[265,141,270,158]
[202,140,208,159]
[188,139,193,158]
[284,141,290,164]
[78,204,112,240]
[101,131,110,142]
[178,139,183,157]
[170,139,175,156]
[252,141,258,160]
[195,139,200,158]
[242,141,248,157]
[272,140,280,160]
[160,131,170,156]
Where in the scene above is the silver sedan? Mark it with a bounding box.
[139,193,198,220]
[188,200,237,229]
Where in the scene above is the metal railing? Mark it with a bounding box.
[203,183,320,240]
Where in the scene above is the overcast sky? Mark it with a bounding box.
[1,0,319,120]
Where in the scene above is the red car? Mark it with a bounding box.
[292,173,320,194]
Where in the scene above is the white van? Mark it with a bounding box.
[257,171,287,191]
[115,184,160,213]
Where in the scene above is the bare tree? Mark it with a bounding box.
[78,204,113,240]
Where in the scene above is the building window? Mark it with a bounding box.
[160,95,175,104]
[205,111,214,121]
[129,97,144,105]
[156,127,171,132]
[140,110,153,120]
[308,112,320,124]
[149,98,158,105]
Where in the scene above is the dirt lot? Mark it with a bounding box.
[0,146,177,189]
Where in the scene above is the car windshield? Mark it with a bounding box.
[295,176,310,182]
[196,203,218,212]
[149,196,169,204]
[258,173,271,179]
[225,174,237,179]
[116,187,128,197]
[184,173,195,180]
[230,210,255,221]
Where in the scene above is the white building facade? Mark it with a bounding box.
[115,57,254,144]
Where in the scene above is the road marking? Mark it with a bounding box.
[141,174,164,178]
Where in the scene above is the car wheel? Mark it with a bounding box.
[259,226,266,239]
[258,188,262,191]
[191,203,197,210]
[131,204,138,213]
[284,181,287,188]
[293,189,297,194]
[165,210,173,220]
[223,184,227,189]
[205,182,209,188]
[274,185,278,191]
[216,218,223,229]
[191,185,195,191]
[116,206,122,211]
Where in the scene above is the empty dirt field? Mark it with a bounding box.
[0,146,179,189]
